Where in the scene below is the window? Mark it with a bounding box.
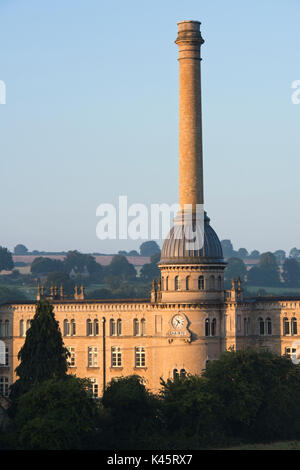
[117,319,122,336]
[283,318,290,336]
[86,319,93,336]
[209,275,215,290]
[174,276,179,291]
[133,319,140,336]
[292,318,297,336]
[211,318,216,337]
[205,318,210,337]
[88,347,98,367]
[198,276,204,290]
[218,276,222,290]
[110,319,116,336]
[20,320,24,337]
[94,319,99,336]
[186,276,190,291]
[63,319,70,336]
[26,319,31,332]
[89,378,99,398]
[237,315,241,332]
[0,377,8,398]
[68,347,76,367]
[166,277,169,291]
[111,347,122,367]
[258,317,264,336]
[70,319,76,336]
[4,320,9,337]
[180,368,186,377]
[244,317,250,336]
[266,317,272,336]
[285,347,296,359]
[173,368,179,380]
[0,346,8,367]
[141,318,146,336]
[135,347,146,368]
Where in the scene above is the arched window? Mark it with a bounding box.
[64,319,70,336]
[180,368,186,377]
[71,319,76,336]
[258,317,264,336]
[185,276,190,291]
[173,369,179,380]
[205,318,210,337]
[198,276,204,290]
[266,317,272,336]
[244,317,250,336]
[218,276,222,290]
[211,318,216,337]
[166,276,169,291]
[94,319,99,336]
[174,276,179,291]
[292,317,297,336]
[209,275,215,290]
[110,319,116,336]
[133,318,140,336]
[20,320,24,337]
[86,319,93,336]
[141,318,146,336]
[283,317,290,336]
[117,319,122,336]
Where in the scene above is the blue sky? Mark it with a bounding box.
[0,0,299,254]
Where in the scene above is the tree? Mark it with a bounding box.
[224,258,246,283]
[259,252,280,286]
[30,257,64,275]
[0,247,14,272]
[63,251,103,282]
[7,377,102,450]
[290,247,300,261]
[10,300,69,401]
[139,241,161,257]
[140,252,161,282]
[101,375,160,449]
[273,250,286,264]
[105,255,136,281]
[14,244,28,255]
[46,272,75,296]
[221,240,235,258]
[282,258,300,287]
[249,250,260,259]
[237,248,248,259]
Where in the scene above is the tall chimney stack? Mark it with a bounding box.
[175,21,204,212]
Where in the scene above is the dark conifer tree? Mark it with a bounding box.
[10,300,69,401]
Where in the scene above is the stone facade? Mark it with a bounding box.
[0,21,299,398]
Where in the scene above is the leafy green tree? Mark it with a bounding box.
[30,257,64,275]
[224,258,246,283]
[101,375,160,449]
[273,250,286,264]
[290,247,300,261]
[105,255,136,281]
[0,247,14,271]
[139,241,161,257]
[63,251,103,282]
[14,244,28,255]
[282,258,300,287]
[7,377,102,450]
[140,252,161,282]
[259,252,280,286]
[10,300,69,401]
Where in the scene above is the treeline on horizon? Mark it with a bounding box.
[0,239,300,304]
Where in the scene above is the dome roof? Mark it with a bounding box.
[160,212,224,264]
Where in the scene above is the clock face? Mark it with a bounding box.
[172,314,185,329]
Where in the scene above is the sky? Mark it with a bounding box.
[0,0,300,255]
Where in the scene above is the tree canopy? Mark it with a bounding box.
[0,247,14,271]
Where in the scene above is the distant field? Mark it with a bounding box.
[221,441,300,450]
